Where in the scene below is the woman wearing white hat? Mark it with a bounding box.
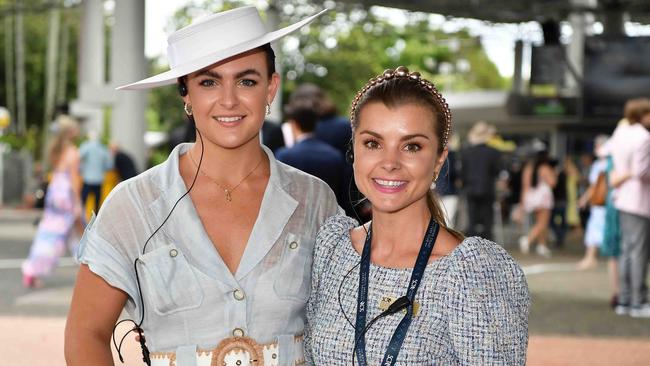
[65,6,338,366]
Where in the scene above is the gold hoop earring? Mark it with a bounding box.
[184,103,193,116]
[265,103,271,116]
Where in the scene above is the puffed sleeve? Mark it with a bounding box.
[75,191,141,316]
[445,238,530,365]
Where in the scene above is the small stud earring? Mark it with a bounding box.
[265,103,271,116]
[184,103,193,116]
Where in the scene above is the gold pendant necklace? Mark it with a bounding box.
[188,150,263,202]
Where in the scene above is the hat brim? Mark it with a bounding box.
[118,9,327,90]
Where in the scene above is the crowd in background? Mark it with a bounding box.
[17,86,650,319]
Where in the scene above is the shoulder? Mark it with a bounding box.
[275,146,289,159]
[317,214,357,242]
[98,163,165,219]
[445,237,527,292]
[315,214,358,259]
[276,159,332,192]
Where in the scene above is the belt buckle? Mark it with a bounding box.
[211,336,264,366]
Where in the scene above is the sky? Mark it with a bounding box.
[145,0,188,59]
[144,0,650,79]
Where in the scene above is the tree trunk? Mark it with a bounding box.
[4,14,16,133]
[15,0,27,135]
[42,0,62,163]
[56,11,70,106]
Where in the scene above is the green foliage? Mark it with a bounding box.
[0,126,39,152]
[145,63,184,132]
[0,2,80,154]
[279,4,509,114]
[146,1,509,134]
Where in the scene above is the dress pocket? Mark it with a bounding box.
[273,233,314,302]
[138,244,204,316]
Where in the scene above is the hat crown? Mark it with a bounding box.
[117,6,327,90]
[166,6,267,69]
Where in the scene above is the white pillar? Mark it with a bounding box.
[73,0,105,133]
[111,0,147,171]
[565,0,595,96]
[565,12,586,96]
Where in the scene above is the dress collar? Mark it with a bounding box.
[147,143,298,283]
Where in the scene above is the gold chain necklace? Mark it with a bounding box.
[188,150,263,202]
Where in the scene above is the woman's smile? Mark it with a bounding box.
[212,114,246,126]
[372,178,408,193]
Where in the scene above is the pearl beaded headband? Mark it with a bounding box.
[349,66,452,148]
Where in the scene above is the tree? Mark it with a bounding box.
[147,0,508,133]
[278,2,509,114]
[0,0,80,155]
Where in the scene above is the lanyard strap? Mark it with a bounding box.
[354,219,439,366]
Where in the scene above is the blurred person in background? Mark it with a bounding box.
[288,82,356,216]
[289,83,352,155]
[276,101,346,198]
[577,151,596,231]
[551,157,581,248]
[461,121,501,240]
[550,158,568,248]
[577,135,610,270]
[79,130,113,213]
[597,116,633,309]
[109,142,138,182]
[603,98,650,318]
[21,116,83,288]
[601,153,622,309]
[519,148,556,258]
[261,119,285,152]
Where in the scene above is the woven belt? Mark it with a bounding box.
[150,335,305,366]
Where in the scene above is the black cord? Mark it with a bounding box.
[351,296,411,366]
[111,129,205,365]
[337,174,370,328]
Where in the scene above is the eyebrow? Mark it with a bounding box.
[195,68,262,79]
[358,130,431,141]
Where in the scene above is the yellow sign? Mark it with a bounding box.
[0,107,9,129]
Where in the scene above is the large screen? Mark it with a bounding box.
[583,36,650,118]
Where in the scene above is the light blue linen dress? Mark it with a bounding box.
[77,143,340,365]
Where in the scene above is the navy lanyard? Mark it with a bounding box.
[354,219,439,366]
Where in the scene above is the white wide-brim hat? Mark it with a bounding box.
[118,6,327,90]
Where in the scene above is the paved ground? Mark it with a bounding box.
[1,207,649,365]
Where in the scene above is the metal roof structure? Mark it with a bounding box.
[343,0,650,24]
